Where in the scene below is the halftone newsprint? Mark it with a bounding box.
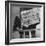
[5,1,45,45]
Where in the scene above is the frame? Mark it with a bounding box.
[5,1,45,45]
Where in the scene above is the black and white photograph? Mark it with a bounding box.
[5,1,45,45]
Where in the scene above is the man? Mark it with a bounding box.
[13,16,23,38]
